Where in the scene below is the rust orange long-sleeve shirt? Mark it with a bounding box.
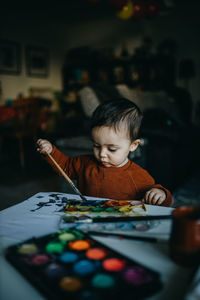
[44,145,172,206]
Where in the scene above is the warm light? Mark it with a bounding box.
[116,0,134,19]
[135,5,141,11]
[123,5,128,11]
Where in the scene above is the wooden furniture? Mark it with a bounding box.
[0,97,46,168]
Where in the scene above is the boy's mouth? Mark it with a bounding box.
[100,160,110,166]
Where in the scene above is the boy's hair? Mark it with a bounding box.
[91,98,143,141]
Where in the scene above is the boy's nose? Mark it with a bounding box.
[100,148,107,157]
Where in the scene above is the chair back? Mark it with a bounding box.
[13,97,42,138]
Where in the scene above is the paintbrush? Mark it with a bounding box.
[86,230,167,243]
[45,152,88,201]
[142,199,146,211]
[87,214,172,223]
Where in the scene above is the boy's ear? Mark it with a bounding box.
[129,139,140,152]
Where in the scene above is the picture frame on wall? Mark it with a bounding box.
[26,45,49,77]
[0,40,21,75]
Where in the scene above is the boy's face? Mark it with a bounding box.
[91,126,140,168]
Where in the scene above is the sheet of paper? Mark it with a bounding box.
[0,192,173,241]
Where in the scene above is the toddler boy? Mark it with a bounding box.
[37,98,172,206]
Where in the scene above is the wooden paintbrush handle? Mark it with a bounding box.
[46,152,74,185]
[45,152,87,201]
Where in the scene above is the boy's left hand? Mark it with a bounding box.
[143,188,166,205]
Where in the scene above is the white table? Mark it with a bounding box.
[0,192,197,300]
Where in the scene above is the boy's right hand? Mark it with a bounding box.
[36,139,53,154]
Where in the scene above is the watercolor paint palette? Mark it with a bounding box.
[59,217,160,234]
[5,228,162,300]
[63,199,146,220]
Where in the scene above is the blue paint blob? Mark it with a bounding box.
[91,201,103,206]
[73,260,96,275]
[117,222,133,230]
[81,201,91,206]
[60,252,78,263]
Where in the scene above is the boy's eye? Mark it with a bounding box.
[93,144,100,149]
[108,148,117,152]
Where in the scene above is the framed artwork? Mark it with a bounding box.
[0,40,21,75]
[26,45,49,77]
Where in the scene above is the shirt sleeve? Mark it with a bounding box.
[43,145,79,179]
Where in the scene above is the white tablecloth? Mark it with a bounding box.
[0,193,197,300]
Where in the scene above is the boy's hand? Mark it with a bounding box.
[143,188,166,205]
[36,139,53,154]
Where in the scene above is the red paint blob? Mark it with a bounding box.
[102,258,125,272]
[86,248,106,260]
[30,254,50,265]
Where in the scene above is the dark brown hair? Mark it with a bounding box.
[91,98,143,141]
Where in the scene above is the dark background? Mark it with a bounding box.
[1,0,200,210]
